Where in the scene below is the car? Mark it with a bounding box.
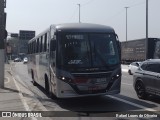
[128,62,141,75]
[133,59,160,99]
[14,57,22,62]
[23,57,28,64]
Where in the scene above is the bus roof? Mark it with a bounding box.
[53,23,115,33]
[29,23,115,43]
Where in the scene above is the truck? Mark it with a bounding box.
[121,38,160,63]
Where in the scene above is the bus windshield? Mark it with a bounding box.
[58,33,119,71]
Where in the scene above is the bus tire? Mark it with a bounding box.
[31,70,37,86]
[49,91,58,100]
[45,75,49,95]
[45,75,58,99]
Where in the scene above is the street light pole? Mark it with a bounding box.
[146,0,148,60]
[77,4,81,23]
[125,7,129,42]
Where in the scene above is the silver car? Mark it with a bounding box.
[133,59,160,99]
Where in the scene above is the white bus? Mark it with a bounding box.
[28,23,121,98]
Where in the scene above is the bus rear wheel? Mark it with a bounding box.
[45,75,49,94]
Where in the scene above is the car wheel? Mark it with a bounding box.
[135,81,148,99]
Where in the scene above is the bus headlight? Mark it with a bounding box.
[106,72,121,90]
[111,73,121,80]
[58,76,72,83]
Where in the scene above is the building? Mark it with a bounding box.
[19,30,35,54]
[7,30,35,59]
[7,37,19,59]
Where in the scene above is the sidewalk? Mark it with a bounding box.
[0,64,52,120]
[0,63,29,119]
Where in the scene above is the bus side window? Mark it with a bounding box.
[50,40,56,67]
[44,33,47,52]
[36,38,39,53]
[50,40,56,51]
[40,36,43,52]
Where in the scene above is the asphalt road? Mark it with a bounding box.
[10,62,160,120]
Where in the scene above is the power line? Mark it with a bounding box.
[102,9,125,23]
[68,0,95,22]
[103,1,147,23]
[81,0,95,7]
[67,7,78,22]
[129,1,146,8]
[68,0,147,23]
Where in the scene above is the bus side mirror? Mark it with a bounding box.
[115,34,121,60]
[115,34,119,41]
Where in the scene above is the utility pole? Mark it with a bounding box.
[146,0,148,60]
[0,0,6,88]
[77,4,81,23]
[125,7,129,42]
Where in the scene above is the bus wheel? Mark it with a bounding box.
[31,70,37,86]
[45,75,57,99]
[45,75,49,95]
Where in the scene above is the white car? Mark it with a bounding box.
[14,57,22,62]
[128,62,141,75]
[23,57,28,64]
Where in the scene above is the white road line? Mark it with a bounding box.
[122,75,129,78]
[108,95,157,112]
[15,75,49,111]
[12,76,31,111]
[10,65,37,120]
[122,83,132,86]
[122,69,128,72]
[10,63,52,120]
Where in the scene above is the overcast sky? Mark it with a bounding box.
[5,0,160,41]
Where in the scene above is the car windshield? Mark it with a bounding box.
[57,33,119,71]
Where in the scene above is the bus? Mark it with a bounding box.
[28,23,121,98]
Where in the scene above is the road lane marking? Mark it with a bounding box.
[15,75,49,111]
[10,64,37,120]
[122,69,128,72]
[10,63,52,120]
[108,95,157,112]
[122,75,129,78]
[122,83,132,86]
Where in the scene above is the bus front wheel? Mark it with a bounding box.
[31,70,37,86]
[45,75,57,99]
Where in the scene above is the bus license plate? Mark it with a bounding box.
[88,86,101,91]
[90,78,107,84]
